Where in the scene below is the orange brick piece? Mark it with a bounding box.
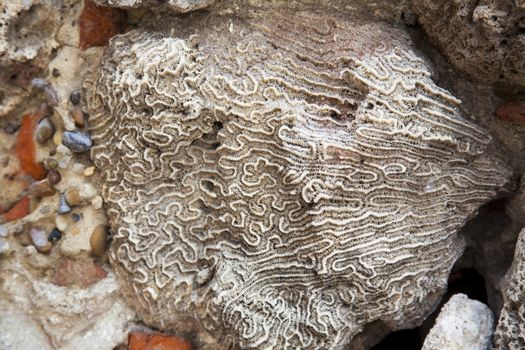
[15,112,46,180]
[3,196,30,222]
[128,332,191,350]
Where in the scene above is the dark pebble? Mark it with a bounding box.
[48,169,62,185]
[62,130,93,152]
[4,122,20,135]
[52,68,61,77]
[31,78,48,89]
[40,103,54,118]
[31,78,60,107]
[69,91,81,105]
[35,117,55,144]
[72,213,81,222]
[57,194,71,215]
[48,228,62,242]
[44,86,60,107]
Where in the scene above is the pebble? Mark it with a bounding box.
[39,103,54,118]
[69,91,81,105]
[47,169,62,186]
[52,68,61,77]
[43,157,58,170]
[91,196,103,210]
[31,78,60,107]
[57,195,72,215]
[29,228,52,253]
[53,129,63,146]
[30,179,56,197]
[65,188,81,206]
[48,228,62,242]
[81,183,97,199]
[90,225,108,257]
[4,122,21,135]
[36,128,54,152]
[35,117,55,144]
[71,106,85,128]
[62,130,93,152]
[55,215,69,231]
[84,166,95,177]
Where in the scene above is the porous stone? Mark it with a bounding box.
[493,227,525,350]
[412,0,525,87]
[422,293,494,350]
[0,0,61,117]
[87,5,511,349]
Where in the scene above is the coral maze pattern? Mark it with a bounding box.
[88,9,510,349]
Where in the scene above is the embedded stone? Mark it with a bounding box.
[62,130,93,153]
[35,117,55,144]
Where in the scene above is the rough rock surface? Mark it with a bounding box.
[493,227,525,349]
[422,293,494,350]
[413,0,525,87]
[92,0,216,12]
[87,5,511,349]
[0,0,61,117]
[0,254,135,349]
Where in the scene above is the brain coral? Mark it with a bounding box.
[87,6,511,349]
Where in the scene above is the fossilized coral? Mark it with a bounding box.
[87,6,511,349]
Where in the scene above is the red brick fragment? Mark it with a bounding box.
[15,112,46,180]
[79,0,126,50]
[496,100,525,125]
[3,196,30,222]
[52,257,108,287]
[128,332,192,350]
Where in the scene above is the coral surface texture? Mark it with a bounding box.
[87,6,511,349]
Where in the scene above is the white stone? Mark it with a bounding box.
[91,196,103,210]
[55,215,69,232]
[83,166,95,177]
[422,293,494,350]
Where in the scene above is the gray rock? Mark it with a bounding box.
[493,227,525,350]
[423,294,494,350]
